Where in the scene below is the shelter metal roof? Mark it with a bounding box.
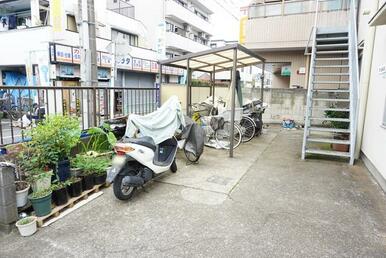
[159,44,265,73]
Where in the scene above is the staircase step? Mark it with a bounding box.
[305,148,351,157]
[313,73,349,76]
[315,57,349,61]
[316,50,349,55]
[313,81,350,84]
[316,37,348,42]
[316,43,349,49]
[309,127,350,133]
[311,107,350,112]
[312,89,349,93]
[310,117,350,122]
[313,98,350,102]
[314,65,349,68]
[307,137,350,145]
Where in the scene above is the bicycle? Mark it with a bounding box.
[191,102,242,150]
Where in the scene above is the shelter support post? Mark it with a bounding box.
[158,63,162,107]
[212,66,215,104]
[260,62,265,121]
[229,48,237,158]
[186,58,191,115]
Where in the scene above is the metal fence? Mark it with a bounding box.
[0,86,160,146]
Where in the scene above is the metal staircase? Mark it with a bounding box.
[302,0,360,165]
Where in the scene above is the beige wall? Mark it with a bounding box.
[161,84,229,113]
[258,51,308,89]
[245,10,349,50]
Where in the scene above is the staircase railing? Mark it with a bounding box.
[348,0,360,164]
[302,0,320,160]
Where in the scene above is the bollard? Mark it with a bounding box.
[0,163,17,234]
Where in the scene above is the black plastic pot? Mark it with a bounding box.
[67,179,82,197]
[52,187,68,206]
[57,159,71,182]
[81,174,95,190]
[94,173,107,185]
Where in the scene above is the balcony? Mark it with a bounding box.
[165,0,214,36]
[244,0,350,50]
[165,31,209,54]
[106,0,135,19]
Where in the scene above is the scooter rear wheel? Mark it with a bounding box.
[113,174,137,201]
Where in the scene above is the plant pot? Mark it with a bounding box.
[31,172,52,192]
[67,178,82,197]
[94,173,107,185]
[57,159,71,182]
[70,168,82,178]
[332,143,350,152]
[81,174,94,190]
[29,192,52,217]
[15,216,37,237]
[15,181,30,208]
[52,187,68,206]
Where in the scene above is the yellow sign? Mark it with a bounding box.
[239,16,248,44]
[51,0,62,32]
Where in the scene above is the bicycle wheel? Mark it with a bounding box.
[215,121,242,150]
[240,116,256,143]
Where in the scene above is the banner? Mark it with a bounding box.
[51,0,62,32]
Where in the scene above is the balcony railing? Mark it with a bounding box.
[107,0,135,19]
[248,0,349,19]
[171,0,209,22]
[0,86,159,146]
[166,28,208,46]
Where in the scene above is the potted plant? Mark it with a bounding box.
[72,155,95,190]
[325,108,350,152]
[28,189,52,217]
[66,177,83,197]
[51,181,69,206]
[93,156,111,185]
[29,115,81,182]
[15,181,30,208]
[15,216,37,237]
[79,124,117,155]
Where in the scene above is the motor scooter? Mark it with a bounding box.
[107,136,178,200]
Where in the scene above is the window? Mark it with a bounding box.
[111,29,138,47]
[67,15,77,32]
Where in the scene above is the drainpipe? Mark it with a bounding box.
[355,0,379,158]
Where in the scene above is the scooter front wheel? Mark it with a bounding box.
[113,174,137,201]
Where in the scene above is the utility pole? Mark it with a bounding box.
[78,0,98,127]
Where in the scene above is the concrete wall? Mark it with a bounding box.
[360,1,386,181]
[161,84,330,124]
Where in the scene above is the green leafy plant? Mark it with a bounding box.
[29,189,52,199]
[17,217,35,225]
[51,181,71,191]
[28,115,81,163]
[325,108,350,129]
[67,177,81,185]
[72,155,111,175]
[80,123,117,153]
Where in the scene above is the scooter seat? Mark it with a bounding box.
[121,136,156,151]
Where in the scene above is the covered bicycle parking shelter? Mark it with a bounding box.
[159,43,266,158]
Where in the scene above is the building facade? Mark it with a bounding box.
[243,0,350,89]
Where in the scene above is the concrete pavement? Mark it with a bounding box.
[1,126,386,257]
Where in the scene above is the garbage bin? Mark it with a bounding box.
[0,163,17,234]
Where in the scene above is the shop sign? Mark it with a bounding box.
[151,61,159,73]
[133,58,142,71]
[117,55,133,70]
[142,60,151,72]
[55,45,72,63]
[58,64,80,78]
[98,68,111,80]
[100,52,112,67]
[72,48,81,64]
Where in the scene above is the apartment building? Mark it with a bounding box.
[356,0,386,190]
[0,0,184,89]
[243,0,350,89]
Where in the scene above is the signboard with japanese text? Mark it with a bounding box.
[132,58,142,71]
[55,44,72,63]
[142,60,151,72]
